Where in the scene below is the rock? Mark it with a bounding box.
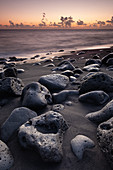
[106,58,113,66]
[52,90,79,103]
[79,90,109,105]
[97,117,113,167]
[58,49,64,52]
[39,74,69,92]
[86,99,113,124]
[32,62,41,66]
[0,107,37,142]
[52,61,75,71]
[3,63,16,69]
[106,66,113,71]
[43,63,55,67]
[52,104,65,112]
[83,64,100,72]
[73,68,83,74]
[0,77,24,97]
[0,58,7,64]
[21,82,52,111]
[17,69,25,73]
[85,59,101,66]
[74,74,80,78]
[79,72,113,94]
[101,53,113,65]
[93,55,100,59]
[81,72,95,81]
[76,51,85,55]
[18,111,68,162]
[0,140,14,170]
[4,67,17,77]
[71,135,95,160]
[61,70,74,77]
[65,101,72,106]
[69,76,77,82]
[0,71,4,79]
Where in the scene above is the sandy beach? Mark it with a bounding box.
[0,47,113,170]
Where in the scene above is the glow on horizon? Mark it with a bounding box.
[0,0,113,29]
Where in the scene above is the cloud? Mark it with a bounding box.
[77,20,86,25]
[97,21,105,27]
[106,16,113,24]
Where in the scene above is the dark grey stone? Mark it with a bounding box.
[86,100,113,124]
[0,107,37,142]
[39,74,69,92]
[22,82,52,110]
[79,72,113,94]
[79,90,109,105]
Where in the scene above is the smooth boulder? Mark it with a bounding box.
[18,111,68,162]
[86,100,113,124]
[21,82,52,110]
[71,135,95,160]
[79,90,109,105]
[79,72,113,94]
[52,90,79,103]
[0,107,37,142]
[39,74,69,92]
[97,117,113,167]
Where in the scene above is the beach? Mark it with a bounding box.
[0,47,113,170]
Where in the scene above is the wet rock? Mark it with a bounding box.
[43,63,55,67]
[0,58,7,64]
[4,67,17,77]
[65,101,72,106]
[97,117,113,167]
[18,111,68,162]
[0,107,37,142]
[69,76,77,82]
[32,62,41,66]
[0,77,24,97]
[73,68,83,74]
[61,70,74,77]
[102,53,113,65]
[71,135,95,160]
[52,90,79,103]
[21,82,52,111]
[0,140,14,170]
[93,55,100,59]
[85,59,101,66]
[52,61,75,71]
[74,74,80,78]
[59,49,64,52]
[17,69,25,73]
[106,58,113,66]
[3,63,16,69]
[76,51,85,55]
[39,74,69,92]
[52,104,65,112]
[79,90,109,105]
[83,64,100,72]
[106,66,113,71]
[86,99,113,124]
[79,72,113,94]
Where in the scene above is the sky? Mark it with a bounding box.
[0,0,113,29]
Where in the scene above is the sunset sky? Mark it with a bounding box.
[0,0,113,28]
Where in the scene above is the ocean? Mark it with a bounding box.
[0,29,113,59]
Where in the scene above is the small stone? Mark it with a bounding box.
[71,135,95,160]
[52,104,65,112]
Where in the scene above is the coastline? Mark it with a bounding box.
[0,46,113,170]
